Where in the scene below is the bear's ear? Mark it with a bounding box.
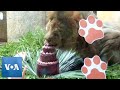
[62,11,74,18]
[72,11,83,22]
[47,11,74,20]
[54,11,74,20]
[46,11,58,25]
[47,11,57,21]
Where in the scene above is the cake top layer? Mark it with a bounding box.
[39,44,57,62]
[42,44,56,53]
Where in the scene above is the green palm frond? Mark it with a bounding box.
[52,70,85,79]
[56,49,83,73]
[22,48,39,77]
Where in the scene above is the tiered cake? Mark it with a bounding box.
[37,44,59,77]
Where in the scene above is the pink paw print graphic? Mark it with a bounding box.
[81,55,107,79]
[78,15,104,44]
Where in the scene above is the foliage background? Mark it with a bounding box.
[0,27,120,79]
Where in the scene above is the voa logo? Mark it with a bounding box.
[2,57,22,77]
[4,64,19,70]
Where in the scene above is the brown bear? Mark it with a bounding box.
[44,11,120,66]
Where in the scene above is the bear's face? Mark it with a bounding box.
[44,11,80,50]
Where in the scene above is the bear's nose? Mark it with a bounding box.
[46,38,52,43]
[44,36,53,43]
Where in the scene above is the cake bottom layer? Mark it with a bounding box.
[37,60,59,77]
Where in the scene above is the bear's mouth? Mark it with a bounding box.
[44,40,60,48]
[45,42,57,47]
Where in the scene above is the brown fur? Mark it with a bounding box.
[45,11,120,66]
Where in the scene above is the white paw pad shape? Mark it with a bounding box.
[78,15,104,44]
[81,55,107,79]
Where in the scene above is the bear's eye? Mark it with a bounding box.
[54,33,58,37]
[50,19,53,21]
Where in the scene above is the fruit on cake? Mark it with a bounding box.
[37,44,59,77]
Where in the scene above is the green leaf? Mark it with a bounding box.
[57,49,83,73]
[51,70,85,79]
